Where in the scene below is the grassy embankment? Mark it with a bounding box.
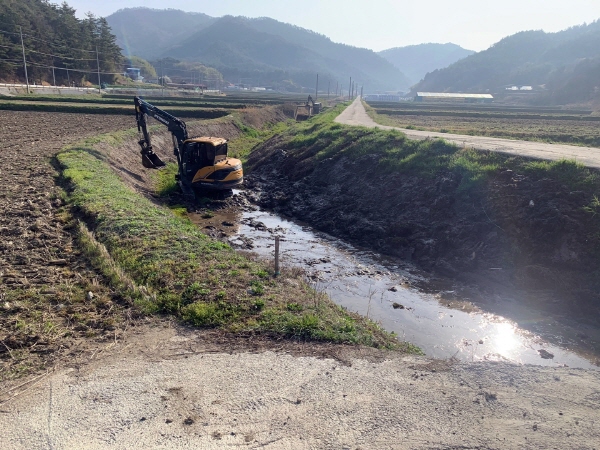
[363,101,600,148]
[250,103,600,205]
[56,125,413,351]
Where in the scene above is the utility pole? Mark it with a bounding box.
[336,81,338,97]
[19,26,30,93]
[96,46,101,94]
[361,86,363,98]
[315,73,318,100]
[51,57,56,87]
[328,80,330,99]
[161,60,164,97]
[349,77,352,100]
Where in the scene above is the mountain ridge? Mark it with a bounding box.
[106,8,410,91]
[411,20,600,105]
[378,43,474,86]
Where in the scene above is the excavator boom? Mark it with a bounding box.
[134,96,189,168]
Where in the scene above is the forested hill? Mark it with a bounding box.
[0,0,122,85]
[106,8,216,60]
[107,8,410,92]
[378,43,474,86]
[412,20,600,105]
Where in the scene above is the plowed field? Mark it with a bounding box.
[0,111,133,379]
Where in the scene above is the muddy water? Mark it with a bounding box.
[191,200,599,369]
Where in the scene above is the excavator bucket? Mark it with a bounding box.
[141,151,166,169]
[138,139,166,168]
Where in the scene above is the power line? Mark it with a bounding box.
[25,48,97,61]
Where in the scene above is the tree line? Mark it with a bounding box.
[0,0,123,86]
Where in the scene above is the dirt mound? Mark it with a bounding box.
[246,138,600,319]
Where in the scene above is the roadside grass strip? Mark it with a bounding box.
[57,139,414,351]
[265,104,600,194]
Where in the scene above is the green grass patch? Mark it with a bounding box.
[228,119,292,162]
[251,102,600,196]
[155,163,179,196]
[56,133,412,350]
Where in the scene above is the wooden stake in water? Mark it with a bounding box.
[274,236,280,276]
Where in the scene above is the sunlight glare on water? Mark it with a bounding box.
[492,322,521,360]
[191,204,599,369]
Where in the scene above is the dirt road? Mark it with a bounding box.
[335,98,600,168]
[2,324,600,450]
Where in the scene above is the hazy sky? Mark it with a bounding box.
[65,0,600,52]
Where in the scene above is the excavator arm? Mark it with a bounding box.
[134,96,189,169]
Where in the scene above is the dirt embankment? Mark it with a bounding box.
[246,135,600,319]
[0,106,289,380]
[98,106,289,199]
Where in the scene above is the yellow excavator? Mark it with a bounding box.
[134,96,243,196]
[294,95,322,121]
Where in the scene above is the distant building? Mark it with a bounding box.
[505,85,533,91]
[364,94,402,102]
[125,68,143,82]
[415,92,493,103]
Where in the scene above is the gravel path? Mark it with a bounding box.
[335,98,600,168]
[1,325,599,449]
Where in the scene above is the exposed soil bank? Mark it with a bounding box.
[245,123,600,321]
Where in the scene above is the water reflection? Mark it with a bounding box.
[191,204,599,369]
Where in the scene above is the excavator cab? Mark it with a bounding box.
[183,137,243,190]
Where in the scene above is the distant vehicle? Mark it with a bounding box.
[294,95,322,121]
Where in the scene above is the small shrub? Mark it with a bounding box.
[250,281,264,296]
[253,299,265,311]
[253,269,269,278]
[181,282,210,305]
[182,302,224,327]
